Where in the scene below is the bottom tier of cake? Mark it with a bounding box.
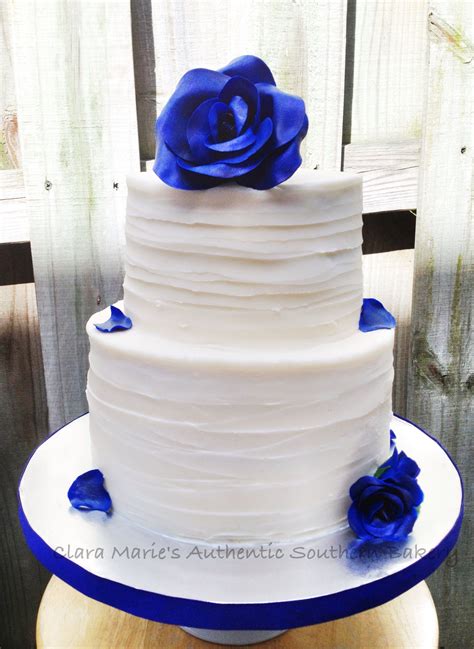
[86,303,394,543]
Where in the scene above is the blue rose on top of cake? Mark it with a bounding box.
[154,55,308,190]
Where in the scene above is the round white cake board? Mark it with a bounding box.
[19,414,462,638]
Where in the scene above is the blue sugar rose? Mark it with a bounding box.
[348,448,424,544]
[154,55,308,190]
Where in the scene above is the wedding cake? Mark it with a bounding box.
[86,56,394,544]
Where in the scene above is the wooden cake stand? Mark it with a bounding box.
[37,576,438,648]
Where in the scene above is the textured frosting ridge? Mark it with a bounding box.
[124,169,363,347]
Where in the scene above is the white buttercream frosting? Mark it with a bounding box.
[124,170,363,347]
[86,169,394,543]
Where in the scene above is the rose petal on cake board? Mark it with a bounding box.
[67,469,112,513]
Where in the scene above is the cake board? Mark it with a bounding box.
[19,414,463,645]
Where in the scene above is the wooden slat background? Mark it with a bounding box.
[407,1,473,646]
[0,0,471,647]
[0,282,49,649]
[151,0,348,170]
[10,0,140,432]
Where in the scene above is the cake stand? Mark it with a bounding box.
[19,414,463,646]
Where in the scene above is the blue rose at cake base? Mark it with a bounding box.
[348,447,424,544]
[154,55,308,190]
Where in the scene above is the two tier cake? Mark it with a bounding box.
[86,56,394,544]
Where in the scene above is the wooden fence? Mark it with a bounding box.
[0,1,471,647]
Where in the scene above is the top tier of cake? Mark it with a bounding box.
[124,169,363,348]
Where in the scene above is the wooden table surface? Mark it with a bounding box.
[37,576,438,648]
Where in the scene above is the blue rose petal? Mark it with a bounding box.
[157,68,228,161]
[359,298,396,332]
[237,120,308,190]
[218,76,260,125]
[217,118,273,164]
[94,305,132,333]
[68,469,112,513]
[390,430,397,450]
[229,96,249,134]
[154,140,222,190]
[257,82,306,147]
[219,55,276,86]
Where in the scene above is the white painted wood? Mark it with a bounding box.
[363,250,414,415]
[151,0,348,169]
[344,140,420,212]
[0,169,27,243]
[0,168,23,200]
[10,0,140,430]
[407,2,473,647]
[0,198,28,244]
[0,0,20,169]
[347,0,428,143]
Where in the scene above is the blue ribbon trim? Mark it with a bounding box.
[18,415,463,631]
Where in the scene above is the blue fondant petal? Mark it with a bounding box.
[237,117,308,189]
[94,305,132,333]
[205,127,257,153]
[217,118,273,163]
[156,68,228,161]
[208,101,232,143]
[390,429,397,450]
[392,508,418,539]
[218,55,276,85]
[359,298,396,332]
[229,95,249,134]
[218,76,259,125]
[68,469,112,513]
[187,98,218,163]
[154,141,223,190]
[349,475,382,501]
[257,83,307,147]
[398,451,421,478]
[177,155,262,179]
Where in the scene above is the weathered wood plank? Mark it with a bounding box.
[10,0,140,431]
[345,0,428,144]
[0,282,49,649]
[0,168,23,199]
[363,250,414,416]
[0,169,27,244]
[0,0,20,169]
[0,196,28,243]
[151,0,348,169]
[343,141,419,213]
[407,2,473,648]
[131,0,157,163]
